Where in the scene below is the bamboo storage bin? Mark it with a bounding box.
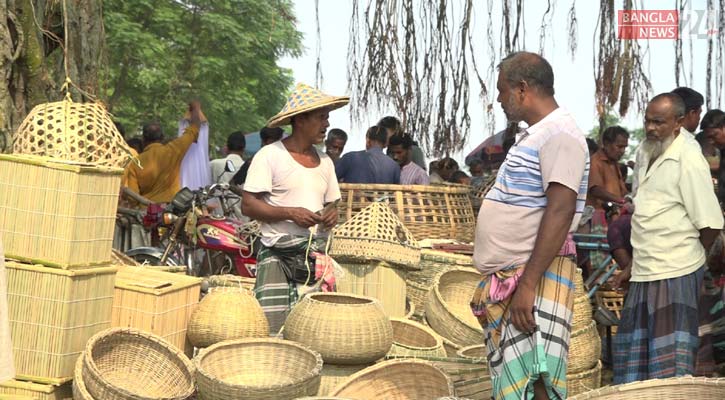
[112,266,201,356]
[336,261,407,317]
[5,261,117,383]
[0,154,122,268]
[0,379,72,400]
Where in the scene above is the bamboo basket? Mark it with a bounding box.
[284,293,393,365]
[194,338,323,400]
[0,154,122,268]
[386,354,491,400]
[317,364,372,396]
[207,274,256,292]
[457,345,487,363]
[82,328,195,400]
[404,299,415,319]
[569,376,725,399]
[5,261,117,383]
[73,354,93,400]
[572,295,594,331]
[407,250,474,287]
[111,266,202,356]
[337,183,476,243]
[388,318,446,358]
[406,280,429,319]
[0,379,72,400]
[568,321,601,374]
[335,261,407,317]
[574,268,586,297]
[187,287,268,349]
[442,337,462,358]
[330,359,454,399]
[425,269,483,347]
[567,361,602,397]
[595,290,625,334]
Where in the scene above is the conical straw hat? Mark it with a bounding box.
[331,202,421,269]
[267,83,349,128]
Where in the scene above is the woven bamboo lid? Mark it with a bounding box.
[330,201,421,268]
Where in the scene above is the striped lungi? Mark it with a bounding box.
[613,266,704,384]
[471,256,576,400]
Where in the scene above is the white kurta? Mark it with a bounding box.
[178,119,212,190]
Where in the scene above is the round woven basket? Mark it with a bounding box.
[329,359,454,399]
[82,328,195,400]
[388,318,446,358]
[567,360,602,397]
[336,183,476,242]
[574,268,586,297]
[317,364,372,397]
[207,274,256,292]
[425,269,483,347]
[572,295,594,331]
[187,287,269,348]
[457,345,487,362]
[404,299,415,319]
[284,292,393,364]
[569,376,725,399]
[195,338,322,400]
[406,280,429,318]
[568,321,602,374]
[73,355,93,400]
[442,336,462,357]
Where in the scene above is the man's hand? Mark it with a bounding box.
[612,266,631,291]
[189,100,202,127]
[286,207,322,228]
[508,282,537,333]
[321,205,338,230]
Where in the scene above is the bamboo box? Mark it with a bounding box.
[0,154,122,268]
[0,379,72,400]
[112,266,202,356]
[5,261,117,383]
[336,261,407,317]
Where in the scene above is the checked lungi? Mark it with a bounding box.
[470,256,576,400]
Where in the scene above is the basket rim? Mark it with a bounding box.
[83,327,195,400]
[194,338,324,391]
[0,153,123,174]
[569,375,725,399]
[74,354,93,400]
[567,360,602,379]
[390,318,444,351]
[571,320,597,337]
[338,182,472,194]
[303,292,382,307]
[456,344,487,361]
[432,268,484,332]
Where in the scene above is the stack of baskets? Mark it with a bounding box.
[567,269,602,397]
[569,376,725,399]
[425,268,484,348]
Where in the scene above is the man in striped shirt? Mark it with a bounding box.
[470,52,589,400]
[388,133,430,185]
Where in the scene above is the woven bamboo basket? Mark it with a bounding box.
[337,183,476,242]
[0,155,122,268]
[112,266,202,356]
[335,261,407,317]
[568,321,601,374]
[473,175,497,199]
[442,336,462,357]
[73,354,93,400]
[574,268,586,297]
[284,293,393,364]
[567,360,602,397]
[572,295,594,331]
[406,280,429,319]
[595,290,625,334]
[5,261,117,383]
[317,364,372,397]
[569,376,725,399]
[82,328,195,400]
[331,201,421,268]
[404,299,415,319]
[388,318,446,358]
[207,274,256,292]
[407,250,474,287]
[188,287,268,348]
[457,345,487,363]
[0,379,72,400]
[194,338,323,400]
[425,269,483,347]
[111,249,139,266]
[330,359,454,399]
[13,100,134,168]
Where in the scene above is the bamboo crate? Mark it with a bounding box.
[0,154,122,268]
[336,261,407,317]
[0,379,72,400]
[337,183,476,242]
[5,261,117,383]
[112,266,202,356]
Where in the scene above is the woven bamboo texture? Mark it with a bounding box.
[5,261,117,382]
[284,293,393,365]
[194,338,323,400]
[407,250,474,287]
[574,269,586,298]
[572,295,594,331]
[595,290,624,334]
[456,345,487,362]
[111,249,139,266]
[207,274,256,292]
[404,300,415,319]
[330,359,454,399]
[569,376,725,399]
[82,328,195,400]
[567,361,602,397]
[187,287,268,349]
[568,321,601,374]
[337,183,476,242]
[473,175,496,199]
[317,364,372,397]
[13,100,134,168]
[112,266,202,356]
[0,379,72,400]
[388,318,446,358]
[0,154,122,268]
[406,280,429,319]
[336,261,407,317]
[425,269,483,347]
[73,354,93,400]
[442,336,461,357]
[331,201,421,268]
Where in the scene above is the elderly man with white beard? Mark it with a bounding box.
[613,93,724,384]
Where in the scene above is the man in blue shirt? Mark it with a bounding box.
[336,125,401,184]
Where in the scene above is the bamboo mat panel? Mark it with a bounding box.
[336,262,407,317]
[0,379,72,400]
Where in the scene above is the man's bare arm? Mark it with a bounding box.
[242,191,321,228]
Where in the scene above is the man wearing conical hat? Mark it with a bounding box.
[242,83,348,333]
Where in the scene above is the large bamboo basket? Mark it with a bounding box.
[574,268,586,297]
[5,261,117,383]
[569,376,725,399]
[406,280,429,319]
[568,321,601,374]
[567,361,602,397]
[82,328,195,400]
[335,261,407,317]
[388,318,446,358]
[425,269,483,347]
[194,338,323,400]
[187,287,269,349]
[457,345,487,363]
[0,154,122,268]
[406,250,475,320]
[330,359,454,399]
[284,293,393,365]
[207,274,256,292]
[0,379,72,400]
[73,354,93,400]
[317,364,372,397]
[112,266,202,356]
[572,295,594,331]
[336,183,476,243]
[386,354,491,400]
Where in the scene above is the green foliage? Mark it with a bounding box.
[102,0,302,154]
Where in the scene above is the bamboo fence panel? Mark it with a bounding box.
[336,261,407,317]
[0,379,73,400]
